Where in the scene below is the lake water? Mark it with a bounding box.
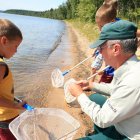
[0,13,67,106]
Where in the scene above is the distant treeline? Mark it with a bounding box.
[4,0,140,23]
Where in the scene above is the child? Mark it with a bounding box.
[90,0,118,83]
[96,0,140,36]
[0,19,26,140]
[90,49,103,82]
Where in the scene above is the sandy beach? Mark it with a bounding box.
[44,22,94,139]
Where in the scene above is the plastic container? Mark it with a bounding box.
[9,108,80,140]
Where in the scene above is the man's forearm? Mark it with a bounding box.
[92,82,112,96]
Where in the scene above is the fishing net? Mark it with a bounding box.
[51,55,93,88]
[64,66,110,103]
[64,78,76,103]
[51,68,64,88]
[9,108,80,140]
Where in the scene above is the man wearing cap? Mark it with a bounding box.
[69,20,140,140]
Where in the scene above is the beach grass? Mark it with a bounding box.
[66,19,140,41]
[66,19,140,61]
[66,19,99,42]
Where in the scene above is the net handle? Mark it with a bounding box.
[62,51,96,76]
[14,97,34,111]
[86,65,110,81]
[69,55,93,71]
[62,55,93,76]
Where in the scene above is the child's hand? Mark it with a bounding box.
[16,101,27,110]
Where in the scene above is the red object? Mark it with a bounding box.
[0,118,17,140]
[99,73,113,83]
[0,128,16,140]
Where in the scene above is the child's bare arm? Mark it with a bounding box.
[0,65,6,81]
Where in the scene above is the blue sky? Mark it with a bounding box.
[0,0,67,11]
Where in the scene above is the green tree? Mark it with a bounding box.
[69,0,80,18]
[77,0,96,22]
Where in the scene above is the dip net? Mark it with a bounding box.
[64,66,110,103]
[51,68,64,88]
[51,55,93,88]
[9,108,80,140]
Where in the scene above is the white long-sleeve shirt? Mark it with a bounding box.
[77,55,140,140]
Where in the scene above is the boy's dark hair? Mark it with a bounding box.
[0,19,23,40]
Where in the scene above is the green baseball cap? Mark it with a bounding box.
[90,20,137,49]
